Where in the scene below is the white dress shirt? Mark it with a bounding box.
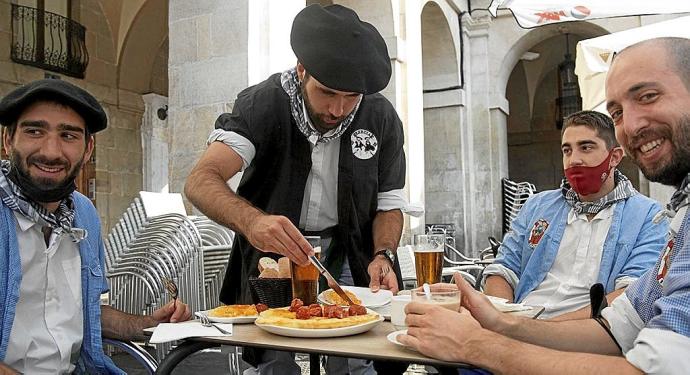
[4,212,83,374]
[522,204,634,318]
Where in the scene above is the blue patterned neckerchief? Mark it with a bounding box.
[280,68,362,144]
[653,173,690,232]
[0,160,86,243]
[561,169,636,215]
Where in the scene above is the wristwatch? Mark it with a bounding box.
[374,248,396,265]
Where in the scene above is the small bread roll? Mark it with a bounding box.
[278,257,291,278]
[259,268,280,279]
[258,257,279,273]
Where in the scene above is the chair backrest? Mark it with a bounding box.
[425,223,456,250]
[139,191,187,218]
[396,245,416,289]
[501,178,537,234]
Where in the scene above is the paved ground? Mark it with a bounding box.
[112,348,235,374]
[110,348,435,374]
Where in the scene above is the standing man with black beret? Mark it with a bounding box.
[185,4,407,374]
[0,79,191,374]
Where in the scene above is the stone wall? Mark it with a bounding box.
[0,0,145,232]
[167,0,304,213]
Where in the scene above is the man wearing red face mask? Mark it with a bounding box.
[483,110,667,320]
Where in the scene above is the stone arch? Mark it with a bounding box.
[63,1,117,91]
[117,0,168,94]
[421,1,461,88]
[496,22,609,110]
[500,22,640,191]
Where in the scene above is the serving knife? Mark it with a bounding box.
[309,254,355,306]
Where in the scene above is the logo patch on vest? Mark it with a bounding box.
[656,239,674,285]
[351,129,378,160]
[528,219,549,248]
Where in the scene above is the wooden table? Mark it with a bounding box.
[192,321,460,366]
[152,305,543,374]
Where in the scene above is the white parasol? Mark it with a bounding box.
[488,0,690,28]
[575,15,690,112]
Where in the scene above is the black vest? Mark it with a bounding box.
[217,74,405,304]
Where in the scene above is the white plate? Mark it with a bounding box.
[318,286,393,308]
[371,304,391,320]
[386,329,415,351]
[198,310,258,324]
[255,313,383,338]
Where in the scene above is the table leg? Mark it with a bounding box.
[309,353,320,375]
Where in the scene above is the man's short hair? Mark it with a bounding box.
[616,37,690,91]
[561,110,618,149]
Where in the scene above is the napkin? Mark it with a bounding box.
[485,295,532,312]
[149,321,233,343]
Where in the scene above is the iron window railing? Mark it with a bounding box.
[10,3,88,78]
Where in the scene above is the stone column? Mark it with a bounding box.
[168,0,304,205]
[141,93,169,193]
[464,14,505,255]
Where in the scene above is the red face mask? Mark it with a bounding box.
[564,151,613,196]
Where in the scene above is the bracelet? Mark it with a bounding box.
[593,316,622,352]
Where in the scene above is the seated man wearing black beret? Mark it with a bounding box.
[185,4,408,375]
[0,79,192,374]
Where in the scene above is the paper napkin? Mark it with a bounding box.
[149,321,233,343]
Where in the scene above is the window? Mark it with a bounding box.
[11,0,89,78]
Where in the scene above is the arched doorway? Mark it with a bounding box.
[505,30,640,192]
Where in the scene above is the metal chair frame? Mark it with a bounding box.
[105,193,235,362]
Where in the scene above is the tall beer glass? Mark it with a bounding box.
[290,236,321,305]
[413,234,445,285]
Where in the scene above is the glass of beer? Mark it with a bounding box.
[290,236,321,305]
[413,234,445,285]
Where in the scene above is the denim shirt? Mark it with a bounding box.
[0,192,123,374]
[492,189,668,302]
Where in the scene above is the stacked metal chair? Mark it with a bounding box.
[502,178,537,234]
[104,192,234,361]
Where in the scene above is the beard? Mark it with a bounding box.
[300,81,345,133]
[8,149,84,202]
[625,114,690,187]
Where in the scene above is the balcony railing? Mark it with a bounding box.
[10,4,89,78]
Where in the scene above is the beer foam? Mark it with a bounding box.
[413,248,444,253]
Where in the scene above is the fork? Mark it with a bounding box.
[163,277,178,307]
[195,312,232,335]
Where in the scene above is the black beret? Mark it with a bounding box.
[290,4,392,94]
[0,79,107,133]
